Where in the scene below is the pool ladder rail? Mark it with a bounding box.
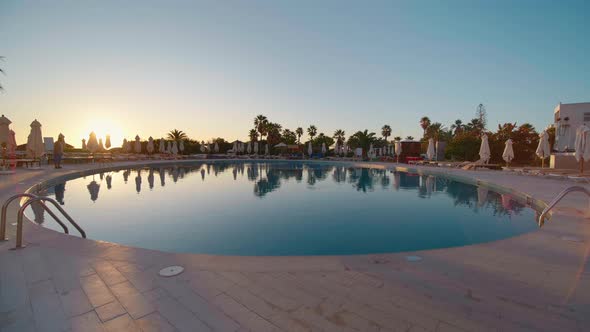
[0,193,86,249]
[538,186,590,227]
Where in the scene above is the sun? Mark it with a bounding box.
[81,119,125,149]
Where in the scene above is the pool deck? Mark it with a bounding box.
[1,160,589,332]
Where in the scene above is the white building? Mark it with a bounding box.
[554,102,590,152]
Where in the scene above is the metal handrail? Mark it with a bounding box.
[1,193,38,241]
[14,197,86,249]
[538,186,590,227]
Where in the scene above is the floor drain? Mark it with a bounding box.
[560,236,583,243]
[405,255,422,262]
[159,266,184,277]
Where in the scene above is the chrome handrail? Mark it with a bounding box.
[15,197,86,249]
[1,193,38,241]
[538,186,590,227]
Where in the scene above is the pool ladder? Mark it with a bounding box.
[538,186,590,227]
[0,193,86,249]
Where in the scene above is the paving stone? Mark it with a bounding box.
[80,274,116,308]
[59,287,93,317]
[91,260,127,286]
[103,314,140,332]
[70,311,105,332]
[155,295,212,332]
[109,281,155,319]
[29,279,69,332]
[136,312,176,332]
[22,249,52,285]
[0,251,29,312]
[96,301,127,322]
[213,294,278,331]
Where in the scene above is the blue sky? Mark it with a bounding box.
[1,0,588,146]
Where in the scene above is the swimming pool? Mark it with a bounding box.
[29,161,538,255]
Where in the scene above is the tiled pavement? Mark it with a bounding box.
[0,161,589,331]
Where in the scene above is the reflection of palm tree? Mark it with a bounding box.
[352,168,375,193]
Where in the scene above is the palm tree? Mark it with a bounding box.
[348,130,377,158]
[394,136,402,141]
[0,56,5,91]
[248,129,258,142]
[295,127,303,144]
[254,115,268,140]
[333,129,346,145]
[419,116,431,136]
[450,119,463,135]
[426,122,446,140]
[405,136,414,140]
[167,129,188,141]
[381,125,392,142]
[307,125,317,141]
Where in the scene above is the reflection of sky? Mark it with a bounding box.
[29,162,537,256]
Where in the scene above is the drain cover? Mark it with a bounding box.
[405,255,423,262]
[561,236,583,243]
[159,266,184,277]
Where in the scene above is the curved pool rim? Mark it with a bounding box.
[21,159,549,256]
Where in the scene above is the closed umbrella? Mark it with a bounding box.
[395,141,402,162]
[166,141,172,154]
[87,132,99,154]
[369,143,374,159]
[253,142,258,154]
[8,130,16,158]
[574,125,590,173]
[0,115,11,148]
[214,142,219,153]
[479,134,490,164]
[247,142,252,154]
[265,144,269,155]
[134,135,141,154]
[200,143,206,153]
[426,138,435,161]
[535,130,550,168]
[308,142,313,157]
[233,141,238,153]
[321,143,326,154]
[159,138,165,153]
[502,139,514,166]
[179,140,185,154]
[105,135,111,149]
[147,136,154,154]
[82,139,87,150]
[171,141,178,155]
[98,138,105,151]
[26,119,45,160]
[121,139,128,152]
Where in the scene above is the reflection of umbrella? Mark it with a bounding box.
[477,186,488,207]
[214,142,219,153]
[501,194,513,211]
[172,141,178,155]
[54,182,66,204]
[425,176,434,196]
[87,180,100,202]
[82,139,87,150]
[179,140,185,154]
[536,130,550,168]
[159,138,165,153]
[426,138,435,161]
[105,135,111,149]
[135,173,142,193]
[87,132,99,153]
[308,142,313,156]
[393,172,400,191]
[31,201,45,224]
[134,135,141,153]
[479,134,490,164]
[159,168,165,187]
[232,168,237,180]
[575,125,590,173]
[106,175,112,190]
[147,137,154,154]
[502,139,514,165]
[201,169,205,180]
[148,169,154,189]
[26,119,45,159]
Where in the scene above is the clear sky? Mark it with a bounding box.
[1,0,588,147]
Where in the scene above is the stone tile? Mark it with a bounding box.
[142,287,167,303]
[80,274,116,308]
[136,312,176,332]
[96,301,127,322]
[109,282,155,319]
[70,311,105,332]
[0,251,29,312]
[213,294,278,331]
[0,303,36,332]
[103,314,140,332]
[22,249,52,285]
[91,260,127,286]
[59,287,94,318]
[29,279,69,332]
[156,295,212,332]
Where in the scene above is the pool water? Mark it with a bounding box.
[29,162,538,256]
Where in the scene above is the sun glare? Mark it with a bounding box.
[80,119,125,149]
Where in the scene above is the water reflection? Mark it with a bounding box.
[45,162,526,217]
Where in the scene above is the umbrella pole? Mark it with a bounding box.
[541,158,544,168]
[581,158,584,174]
